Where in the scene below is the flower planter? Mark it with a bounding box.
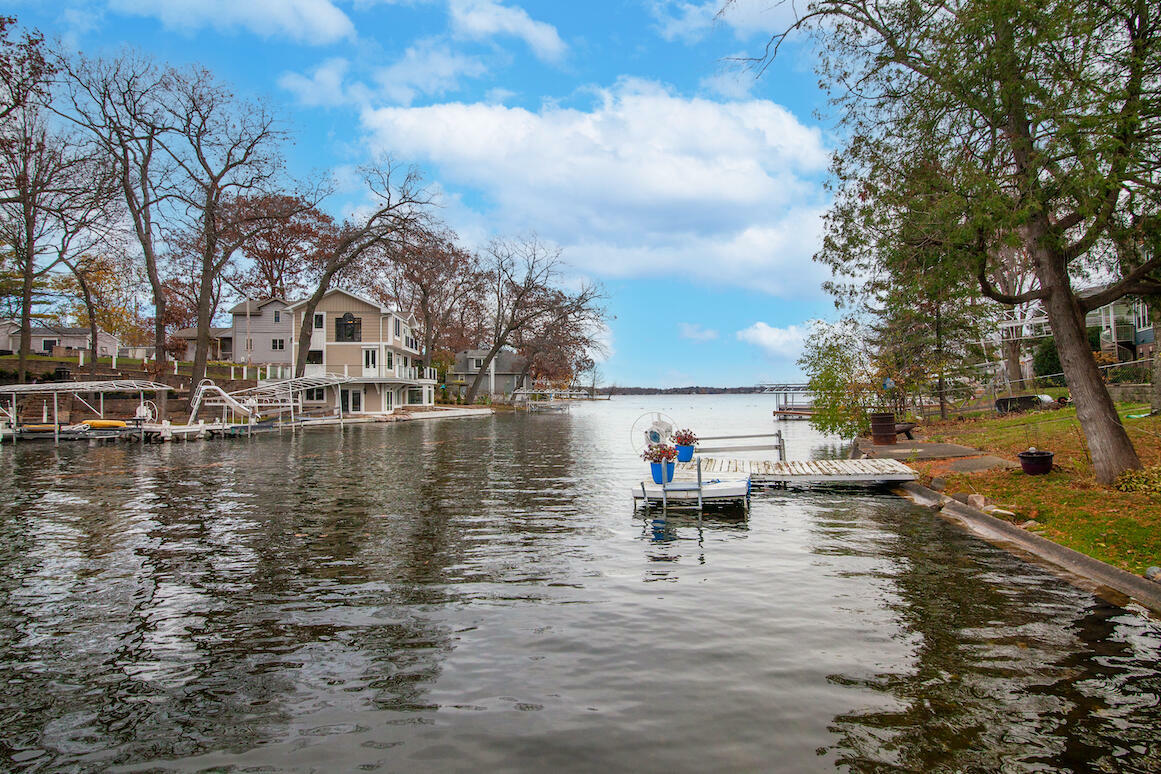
[870,412,897,445]
[650,461,675,484]
[1017,450,1054,475]
[675,444,694,462]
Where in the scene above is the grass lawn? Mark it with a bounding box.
[913,405,1161,577]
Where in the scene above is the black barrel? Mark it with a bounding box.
[870,412,896,445]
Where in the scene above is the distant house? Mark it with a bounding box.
[286,287,436,414]
[229,298,292,365]
[0,320,120,357]
[994,285,1156,376]
[172,326,233,361]
[450,349,528,398]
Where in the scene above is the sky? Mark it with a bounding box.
[13,0,838,387]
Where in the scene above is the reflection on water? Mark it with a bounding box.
[0,395,1157,772]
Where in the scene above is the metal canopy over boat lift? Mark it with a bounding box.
[189,373,356,425]
[0,379,174,445]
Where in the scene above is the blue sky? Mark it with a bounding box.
[15,0,837,387]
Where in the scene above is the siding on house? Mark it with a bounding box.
[0,321,120,356]
[230,299,291,364]
[450,349,528,397]
[286,288,433,414]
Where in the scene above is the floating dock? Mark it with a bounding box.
[632,475,751,510]
[678,457,916,486]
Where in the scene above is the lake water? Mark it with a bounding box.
[0,395,1158,772]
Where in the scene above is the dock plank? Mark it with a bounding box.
[681,456,916,484]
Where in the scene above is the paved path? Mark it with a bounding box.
[854,438,1017,473]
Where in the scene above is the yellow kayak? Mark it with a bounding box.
[21,424,57,432]
[86,419,127,429]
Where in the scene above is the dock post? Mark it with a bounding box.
[53,392,58,446]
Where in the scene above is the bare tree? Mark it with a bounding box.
[236,193,333,300]
[154,66,294,385]
[363,221,482,369]
[0,16,53,147]
[57,52,176,370]
[0,104,118,381]
[512,290,608,388]
[464,235,605,403]
[292,162,429,377]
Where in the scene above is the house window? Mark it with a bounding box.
[336,313,362,342]
[408,387,424,405]
[306,349,324,364]
[271,338,284,351]
[304,387,326,401]
[246,338,253,351]
[313,313,324,329]
[473,358,483,369]
[273,310,281,323]
[394,318,401,337]
[385,350,393,369]
[42,339,57,352]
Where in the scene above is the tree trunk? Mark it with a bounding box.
[1150,300,1161,413]
[935,301,947,420]
[1037,252,1139,483]
[75,269,99,378]
[463,344,503,404]
[18,256,33,383]
[1002,337,1023,388]
[190,258,216,387]
[293,291,325,379]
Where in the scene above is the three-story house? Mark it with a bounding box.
[286,288,437,414]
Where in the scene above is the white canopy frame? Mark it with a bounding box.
[1,380,173,445]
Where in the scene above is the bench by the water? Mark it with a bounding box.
[679,457,916,486]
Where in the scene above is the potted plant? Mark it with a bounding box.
[642,443,678,484]
[672,428,697,462]
[1017,446,1054,475]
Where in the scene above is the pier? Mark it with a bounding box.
[679,457,917,486]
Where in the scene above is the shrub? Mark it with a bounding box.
[1112,466,1161,494]
[1033,339,1064,386]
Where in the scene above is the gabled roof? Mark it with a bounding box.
[229,297,288,315]
[173,327,233,339]
[0,319,113,338]
[285,287,395,315]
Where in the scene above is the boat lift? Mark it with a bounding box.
[0,379,173,445]
[188,373,356,426]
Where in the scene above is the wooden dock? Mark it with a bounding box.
[678,457,916,485]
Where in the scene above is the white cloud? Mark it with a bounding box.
[448,0,566,61]
[373,39,488,105]
[736,322,806,359]
[699,66,757,99]
[279,58,352,107]
[107,0,355,44]
[678,323,719,341]
[360,78,830,295]
[649,0,797,43]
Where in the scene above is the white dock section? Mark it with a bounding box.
[678,457,916,485]
[632,477,751,508]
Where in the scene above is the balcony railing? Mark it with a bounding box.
[304,363,437,381]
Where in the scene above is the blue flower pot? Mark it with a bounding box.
[675,444,694,462]
[650,461,675,484]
